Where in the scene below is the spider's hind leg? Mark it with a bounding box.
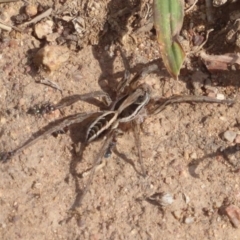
[0,112,94,162]
[81,129,123,178]
[73,129,117,210]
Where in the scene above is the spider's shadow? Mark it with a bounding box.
[188,144,240,178]
[91,0,169,96]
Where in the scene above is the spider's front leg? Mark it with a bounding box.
[53,91,112,110]
[0,89,115,163]
[27,91,112,117]
[116,48,159,93]
[151,95,235,115]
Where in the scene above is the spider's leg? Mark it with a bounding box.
[132,120,146,177]
[74,129,115,208]
[116,48,131,93]
[118,62,159,93]
[104,137,118,158]
[82,129,123,176]
[151,95,235,115]
[81,159,107,177]
[116,47,159,93]
[130,64,159,90]
[54,91,112,110]
[0,112,94,162]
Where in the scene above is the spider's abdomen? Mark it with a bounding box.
[86,111,118,143]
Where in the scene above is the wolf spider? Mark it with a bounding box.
[0,56,235,211]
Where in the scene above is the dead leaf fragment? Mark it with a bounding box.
[72,17,86,36]
[34,45,69,72]
[200,51,240,71]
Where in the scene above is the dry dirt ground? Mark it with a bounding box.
[1,0,240,239]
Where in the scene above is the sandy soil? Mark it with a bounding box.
[1,0,240,239]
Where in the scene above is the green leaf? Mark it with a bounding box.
[153,0,185,79]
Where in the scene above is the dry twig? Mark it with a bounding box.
[0,20,22,32]
[0,0,19,2]
[200,51,240,71]
[185,0,198,13]
[22,8,52,26]
[0,22,11,31]
[200,52,240,65]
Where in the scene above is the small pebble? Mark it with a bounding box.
[0,12,10,22]
[164,177,172,185]
[34,20,53,39]
[235,191,240,201]
[213,0,228,7]
[207,91,216,98]
[147,192,174,207]
[18,98,25,106]
[1,223,6,228]
[8,40,18,48]
[184,150,189,160]
[223,130,237,143]
[190,152,197,160]
[225,205,240,228]
[231,65,236,71]
[184,216,194,224]
[173,210,182,220]
[25,5,38,17]
[213,201,222,209]
[10,131,17,140]
[235,134,240,144]
[72,70,83,82]
[160,193,174,206]
[46,32,59,42]
[179,169,188,178]
[219,116,227,121]
[216,93,225,100]
[191,71,206,93]
[44,109,61,121]
[183,193,190,204]
[0,117,6,124]
[130,229,137,235]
